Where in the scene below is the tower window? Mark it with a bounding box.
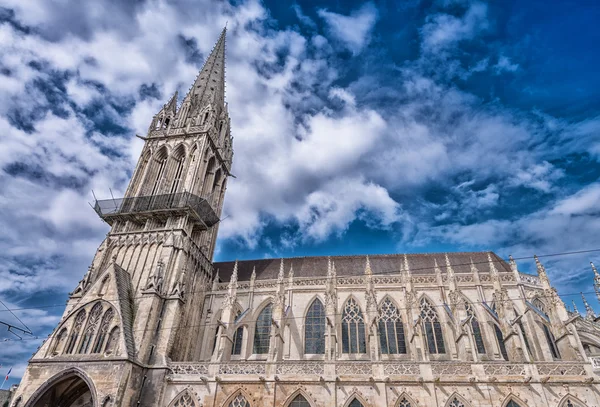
[493,323,509,360]
[232,326,244,355]
[465,301,485,354]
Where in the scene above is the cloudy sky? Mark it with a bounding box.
[0,0,599,384]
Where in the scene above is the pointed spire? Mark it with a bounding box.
[445,253,455,279]
[592,262,600,306]
[434,258,443,285]
[582,292,596,320]
[277,258,285,284]
[166,91,178,115]
[403,254,410,277]
[470,257,481,285]
[288,264,294,287]
[251,265,256,282]
[228,260,238,290]
[212,269,220,290]
[572,300,580,315]
[182,27,227,112]
[365,256,372,276]
[534,255,551,288]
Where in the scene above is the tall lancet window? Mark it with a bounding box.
[491,303,509,361]
[79,302,103,354]
[150,156,167,196]
[65,309,86,354]
[253,304,272,354]
[232,310,244,356]
[465,301,485,354]
[533,298,561,359]
[420,298,445,354]
[304,298,326,354]
[378,298,406,354]
[93,308,114,354]
[341,297,366,354]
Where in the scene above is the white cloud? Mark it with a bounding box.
[318,2,379,55]
[494,55,519,74]
[421,2,488,52]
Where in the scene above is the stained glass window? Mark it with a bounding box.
[465,302,485,354]
[229,394,249,407]
[348,399,364,407]
[420,298,445,354]
[65,309,86,354]
[378,298,406,354]
[342,298,366,354]
[448,397,465,407]
[289,394,311,407]
[493,323,509,361]
[232,326,244,355]
[93,308,114,354]
[79,302,103,354]
[506,401,521,407]
[397,397,412,407]
[517,318,533,358]
[254,303,272,354]
[305,299,326,354]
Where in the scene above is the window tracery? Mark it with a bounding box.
[232,326,244,355]
[305,299,326,354]
[378,298,406,354]
[65,309,86,354]
[465,301,485,354]
[254,303,272,354]
[448,397,465,407]
[172,391,196,407]
[93,308,114,353]
[229,394,250,407]
[78,302,103,354]
[289,394,311,407]
[397,397,412,407]
[420,298,445,354]
[342,297,366,354]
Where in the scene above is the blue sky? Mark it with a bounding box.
[0,0,599,385]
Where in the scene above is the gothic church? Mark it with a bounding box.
[12,28,600,407]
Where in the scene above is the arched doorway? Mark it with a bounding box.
[26,369,95,407]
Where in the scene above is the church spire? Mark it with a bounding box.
[182,27,227,116]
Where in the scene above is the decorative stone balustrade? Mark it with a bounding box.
[167,361,592,381]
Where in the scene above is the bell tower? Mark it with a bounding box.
[13,28,233,407]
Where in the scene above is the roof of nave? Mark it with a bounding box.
[213,251,511,283]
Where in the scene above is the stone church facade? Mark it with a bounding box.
[11,29,600,407]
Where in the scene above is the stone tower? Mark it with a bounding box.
[13,28,232,407]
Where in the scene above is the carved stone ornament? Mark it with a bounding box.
[144,261,164,293]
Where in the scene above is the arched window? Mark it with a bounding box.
[533,298,561,359]
[254,304,272,354]
[105,326,120,354]
[341,298,366,354]
[378,298,406,354]
[348,399,364,407]
[65,309,86,354]
[232,326,244,355]
[229,394,250,407]
[93,308,114,353]
[565,399,581,407]
[172,391,196,407]
[289,394,311,407]
[465,301,485,354]
[420,298,445,354]
[150,156,167,196]
[514,308,533,358]
[79,302,103,354]
[448,397,465,407]
[397,397,412,407]
[52,328,67,355]
[506,400,522,407]
[305,299,326,354]
[491,303,509,361]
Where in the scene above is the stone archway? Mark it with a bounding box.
[25,369,96,407]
